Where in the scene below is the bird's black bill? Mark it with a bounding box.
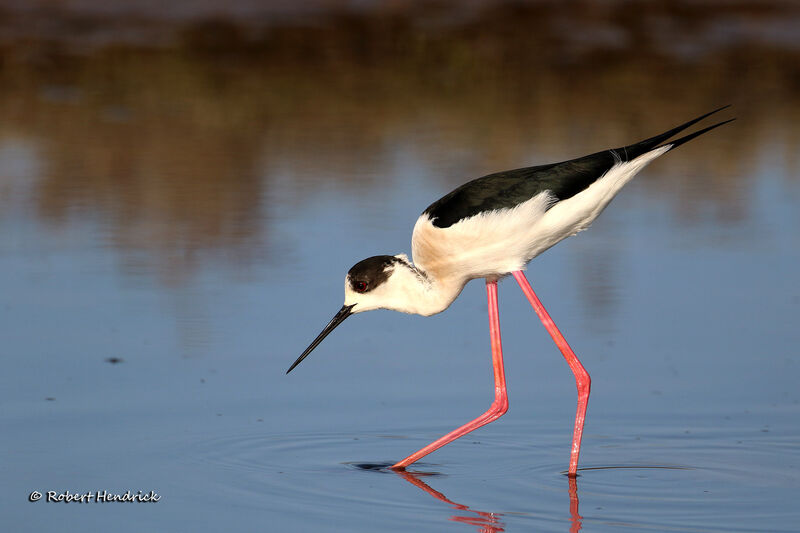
[286,304,355,374]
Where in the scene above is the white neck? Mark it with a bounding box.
[388,261,466,316]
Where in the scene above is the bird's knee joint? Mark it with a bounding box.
[577,376,591,397]
[490,398,509,417]
[495,400,509,416]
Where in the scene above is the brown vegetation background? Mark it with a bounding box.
[0,1,797,280]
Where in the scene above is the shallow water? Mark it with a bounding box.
[2,2,800,532]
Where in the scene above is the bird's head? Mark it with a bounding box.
[286,254,419,373]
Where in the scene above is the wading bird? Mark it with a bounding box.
[287,107,733,476]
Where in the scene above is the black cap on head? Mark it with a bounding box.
[347,255,399,293]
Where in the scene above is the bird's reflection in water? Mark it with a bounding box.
[568,475,582,533]
[393,469,585,533]
[352,462,584,532]
[393,469,506,533]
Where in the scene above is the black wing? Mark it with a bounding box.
[423,107,734,229]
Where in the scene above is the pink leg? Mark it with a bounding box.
[392,279,508,469]
[512,270,590,477]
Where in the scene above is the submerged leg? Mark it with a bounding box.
[512,270,590,477]
[392,278,508,469]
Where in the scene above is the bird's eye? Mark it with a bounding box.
[354,281,368,293]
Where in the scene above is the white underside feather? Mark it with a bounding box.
[408,146,670,311]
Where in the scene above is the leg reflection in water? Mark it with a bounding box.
[394,469,506,533]
[393,468,585,532]
[568,475,582,533]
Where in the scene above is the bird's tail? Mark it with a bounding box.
[615,106,735,160]
[659,116,736,152]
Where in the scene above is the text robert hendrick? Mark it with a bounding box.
[29,490,160,503]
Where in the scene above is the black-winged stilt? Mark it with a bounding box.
[287,107,733,476]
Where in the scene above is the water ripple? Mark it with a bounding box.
[175,420,800,532]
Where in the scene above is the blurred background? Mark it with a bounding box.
[1,0,796,288]
[2,1,799,532]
